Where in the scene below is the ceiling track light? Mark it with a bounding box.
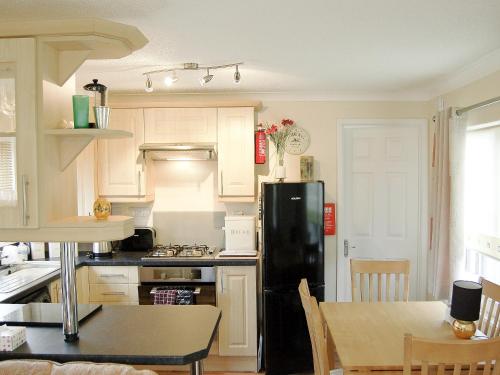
[200,68,214,86]
[144,74,153,93]
[234,65,241,84]
[164,70,178,87]
[143,62,243,90]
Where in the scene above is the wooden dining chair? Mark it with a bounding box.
[478,278,500,337]
[403,334,500,375]
[298,279,330,375]
[350,259,410,302]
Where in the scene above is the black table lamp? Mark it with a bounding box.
[450,280,482,339]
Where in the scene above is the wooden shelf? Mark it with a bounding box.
[0,216,134,242]
[45,128,132,171]
[45,215,134,242]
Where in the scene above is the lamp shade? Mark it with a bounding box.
[450,280,482,321]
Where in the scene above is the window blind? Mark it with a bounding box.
[0,136,17,206]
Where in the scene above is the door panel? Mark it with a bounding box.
[217,266,257,356]
[338,122,423,301]
[263,182,324,289]
[217,107,254,196]
[97,108,145,196]
[144,108,217,143]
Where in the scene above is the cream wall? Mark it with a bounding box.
[109,93,429,300]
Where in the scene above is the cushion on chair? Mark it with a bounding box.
[0,360,158,375]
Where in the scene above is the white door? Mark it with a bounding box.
[217,266,257,356]
[97,108,145,197]
[217,107,255,197]
[0,38,37,228]
[337,120,427,301]
[144,107,217,143]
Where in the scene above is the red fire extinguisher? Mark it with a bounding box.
[255,125,266,164]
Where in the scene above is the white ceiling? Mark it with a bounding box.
[2,0,500,99]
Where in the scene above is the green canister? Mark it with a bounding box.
[72,95,89,128]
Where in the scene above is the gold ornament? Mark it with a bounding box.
[93,198,111,220]
[452,319,476,339]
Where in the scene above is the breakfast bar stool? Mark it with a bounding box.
[350,259,410,302]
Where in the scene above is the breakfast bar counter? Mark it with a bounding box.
[0,304,221,373]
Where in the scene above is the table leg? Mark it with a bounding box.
[190,360,203,375]
[61,242,79,342]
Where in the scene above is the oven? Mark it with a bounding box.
[138,266,216,306]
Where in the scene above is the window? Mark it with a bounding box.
[464,124,500,284]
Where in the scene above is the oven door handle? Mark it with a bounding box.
[150,287,201,295]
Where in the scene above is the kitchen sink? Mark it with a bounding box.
[0,261,60,293]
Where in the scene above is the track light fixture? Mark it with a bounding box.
[143,62,243,92]
[234,65,241,84]
[164,71,178,87]
[199,69,214,86]
[145,74,153,93]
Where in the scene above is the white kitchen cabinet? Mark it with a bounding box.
[217,266,257,356]
[97,108,153,201]
[0,38,38,229]
[217,107,255,198]
[88,266,139,305]
[144,108,217,143]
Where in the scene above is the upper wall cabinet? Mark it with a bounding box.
[0,19,146,241]
[97,108,153,201]
[144,108,217,143]
[0,39,38,229]
[217,107,255,199]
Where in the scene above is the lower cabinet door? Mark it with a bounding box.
[217,266,257,356]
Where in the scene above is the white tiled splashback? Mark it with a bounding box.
[153,211,226,247]
[110,160,258,247]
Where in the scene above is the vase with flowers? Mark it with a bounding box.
[260,118,295,181]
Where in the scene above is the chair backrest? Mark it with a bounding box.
[478,278,500,337]
[298,279,329,375]
[403,334,500,375]
[350,259,410,302]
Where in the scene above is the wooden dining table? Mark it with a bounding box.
[319,301,458,373]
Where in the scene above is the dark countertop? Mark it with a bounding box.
[0,304,221,365]
[76,250,259,267]
[0,251,259,304]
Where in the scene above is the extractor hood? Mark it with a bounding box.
[139,143,217,161]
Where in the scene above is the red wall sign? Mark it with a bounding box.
[324,203,336,236]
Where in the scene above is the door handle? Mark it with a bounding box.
[22,175,30,226]
[138,171,142,195]
[344,239,356,257]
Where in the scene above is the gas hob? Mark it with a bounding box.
[141,244,216,260]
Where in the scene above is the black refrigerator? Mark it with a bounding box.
[262,181,325,375]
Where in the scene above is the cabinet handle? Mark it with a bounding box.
[138,171,142,196]
[102,291,126,296]
[220,268,224,294]
[100,274,127,278]
[220,170,224,196]
[22,175,30,226]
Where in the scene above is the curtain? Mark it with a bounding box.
[429,108,467,301]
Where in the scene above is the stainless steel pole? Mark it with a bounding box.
[190,360,203,375]
[61,242,79,341]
